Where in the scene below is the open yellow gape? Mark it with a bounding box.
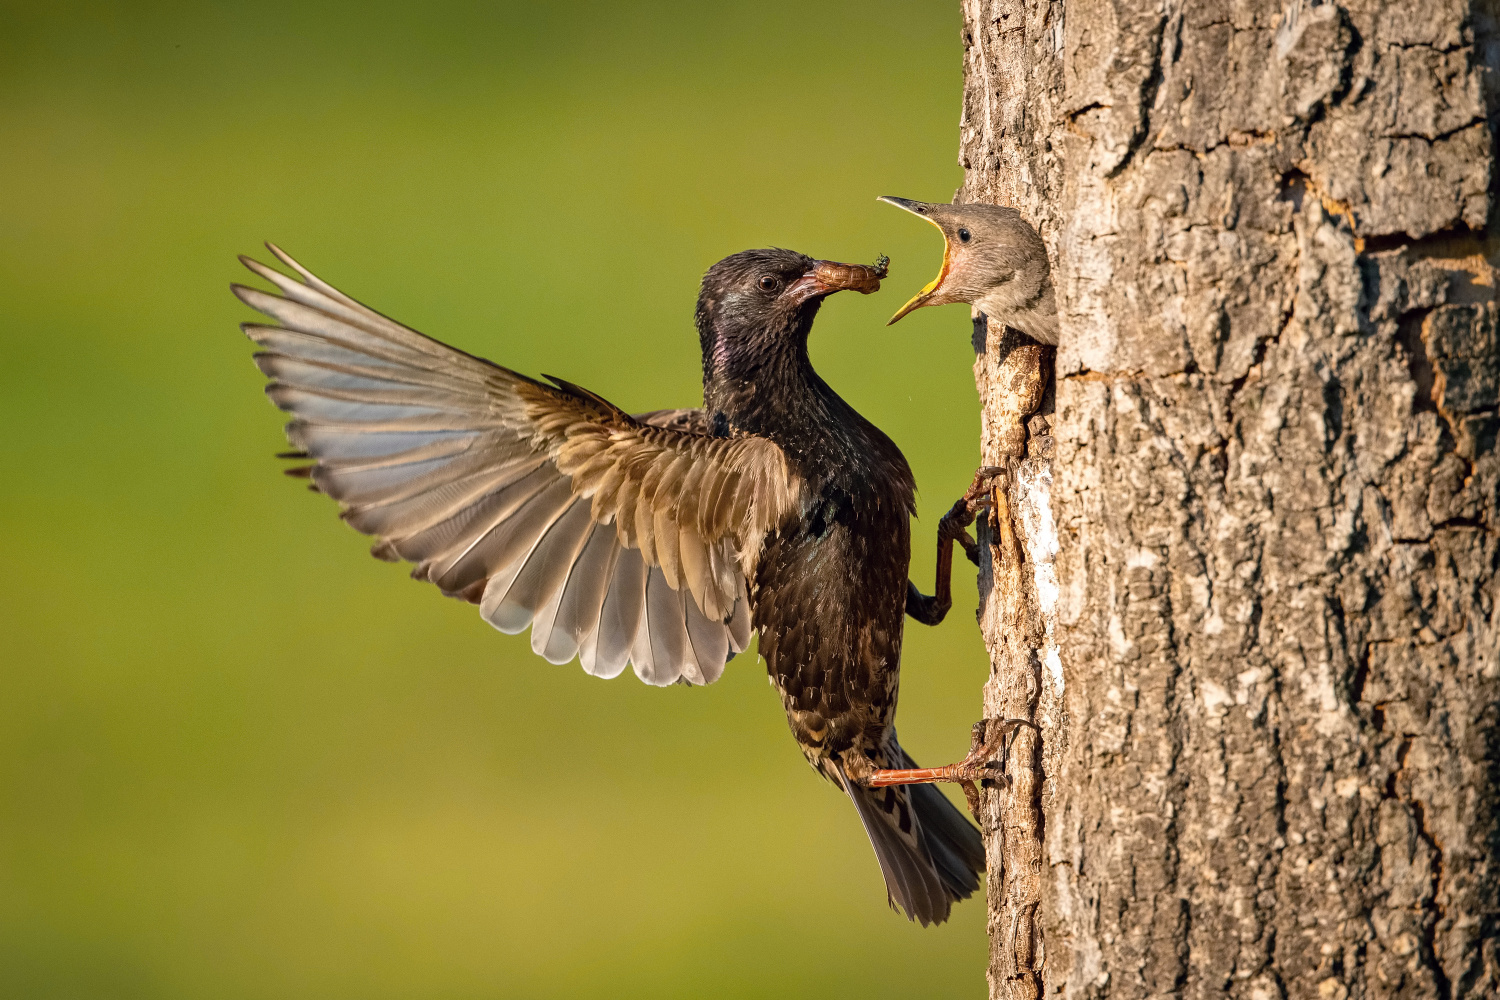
[878,195,953,325]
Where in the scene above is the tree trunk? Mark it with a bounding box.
[959,2,1500,998]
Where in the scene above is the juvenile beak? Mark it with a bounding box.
[787,254,890,303]
[879,196,950,325]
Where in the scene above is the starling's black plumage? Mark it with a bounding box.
[234,244,983,924]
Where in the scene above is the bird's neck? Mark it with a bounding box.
[976,270,1059,345]
[703,339,834,444]
[702,326,915,510]
[697,310,823,440]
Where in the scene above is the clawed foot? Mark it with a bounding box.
[907,466,1009,627]
[867,718,1034,819]
[940,466,1004,566]
[964,465,1006,505]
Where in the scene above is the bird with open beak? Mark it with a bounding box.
[880,196,1058,346]
[233,244,988,925]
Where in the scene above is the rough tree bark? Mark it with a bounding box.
[958,2,1500,998]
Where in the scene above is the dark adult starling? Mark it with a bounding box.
[234,244,985,924]
[879,196,1058,345]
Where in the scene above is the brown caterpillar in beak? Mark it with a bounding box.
[812,254,889,294]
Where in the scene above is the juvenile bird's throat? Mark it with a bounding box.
[888,236,951,324]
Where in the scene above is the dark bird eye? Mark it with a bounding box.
[957,227,972,243]
[758,275,779,292]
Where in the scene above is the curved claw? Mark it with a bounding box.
[964,466,1005,505]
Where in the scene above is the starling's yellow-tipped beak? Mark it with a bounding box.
[878,196,950,325]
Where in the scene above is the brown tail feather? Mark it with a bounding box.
[835,746,983,926]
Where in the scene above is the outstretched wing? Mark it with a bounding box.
[235,245,800,686]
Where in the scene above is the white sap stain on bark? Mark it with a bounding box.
[1017,459,1062,692]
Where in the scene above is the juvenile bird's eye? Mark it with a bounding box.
[957,227,972,243]
[758,275,780,292]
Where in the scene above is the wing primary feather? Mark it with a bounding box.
[341,454,543,539]
[389,462,554,566]
[322,449,545,511]
[535,523,618,666]
[673,585,706,686]
[265,386,447,425]
[629,567,655,683]
[261,244,451,352]
[585,547,646,680]
[635,567,687,687]
[239,258,458,365]
[438,475,575,597]
[683,588,729,685]
[294,426,477,462]
[484,497,595,636]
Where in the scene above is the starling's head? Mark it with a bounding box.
[695,248,887,372]
[878,197,1050,328]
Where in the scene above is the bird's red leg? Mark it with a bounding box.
[868,721,994,786]
[867,719,1033,807]
[905,466,1004,626]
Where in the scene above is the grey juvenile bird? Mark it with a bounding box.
[879,197,1058,345]
[233,244,985,925]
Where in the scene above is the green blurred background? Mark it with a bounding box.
[0,2,991,996]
